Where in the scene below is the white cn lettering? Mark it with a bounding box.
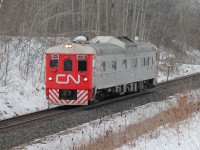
[56,74,80,84]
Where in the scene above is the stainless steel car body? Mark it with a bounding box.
[89,36,158,90]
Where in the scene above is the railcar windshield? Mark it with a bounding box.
[64,60,72,71]
[50,60,58,68]
[78,60,87,71]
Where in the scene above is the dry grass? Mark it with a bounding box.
[76,95,200,150]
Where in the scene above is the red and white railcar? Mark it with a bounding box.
[46,36,159,106]
[46,38,95,105]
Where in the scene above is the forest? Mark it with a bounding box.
[0,0,200,87]
[0,0,200,48]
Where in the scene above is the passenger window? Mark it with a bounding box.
[50,60,58,68]
[64,60,72,71]
[112,61,117,70]
[78,60,87,71]
[147,57,150,66]
[141,58,145,66]
[122,60,127,69]
[102,62,106,71]
[135,58,137,67]
[132,58,137,68]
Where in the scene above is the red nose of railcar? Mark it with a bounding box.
[46,53,93,105]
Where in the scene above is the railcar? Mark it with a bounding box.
[45,36,159,105]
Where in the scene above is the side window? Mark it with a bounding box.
[64,60,72,71]
[141,57,145,66]
[50,60,58,68]
[122,60,127,69]
[102,62,106,71]
[146,57,150,66]
[112,61,117,70]
[132,58,137,68]
[78,60,87,71]
[135,58,137,67]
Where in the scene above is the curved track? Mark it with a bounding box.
[0,73,200,149]
[0,89,153,132]
[0,73,199,131]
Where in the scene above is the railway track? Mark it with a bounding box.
[0,73,200,149]
[0,73,199,132]
[0,106,79,132]
[0,89,153,132]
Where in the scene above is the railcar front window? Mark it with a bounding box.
[50,60,58,68]
[64,60,72,71]
[78,60,87,71]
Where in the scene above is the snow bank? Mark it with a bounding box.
[117,112,200,150]
[13,89,200,150]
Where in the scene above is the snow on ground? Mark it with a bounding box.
[0,37,50,120]
[14,101,171,149]
[158,64,200,83]
[117,112,200,150]
[13,89,200,150]
[0,81,48,120]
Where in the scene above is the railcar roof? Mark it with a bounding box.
[46,43,96,54]
[136,42,157,52]
[88,43,125,55]
[46,36,157,55]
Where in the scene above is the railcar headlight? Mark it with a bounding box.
[65,44,72,48]
[84,78,88,81]
[49,77,53,81]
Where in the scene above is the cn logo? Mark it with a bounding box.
[56,74,80,84]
